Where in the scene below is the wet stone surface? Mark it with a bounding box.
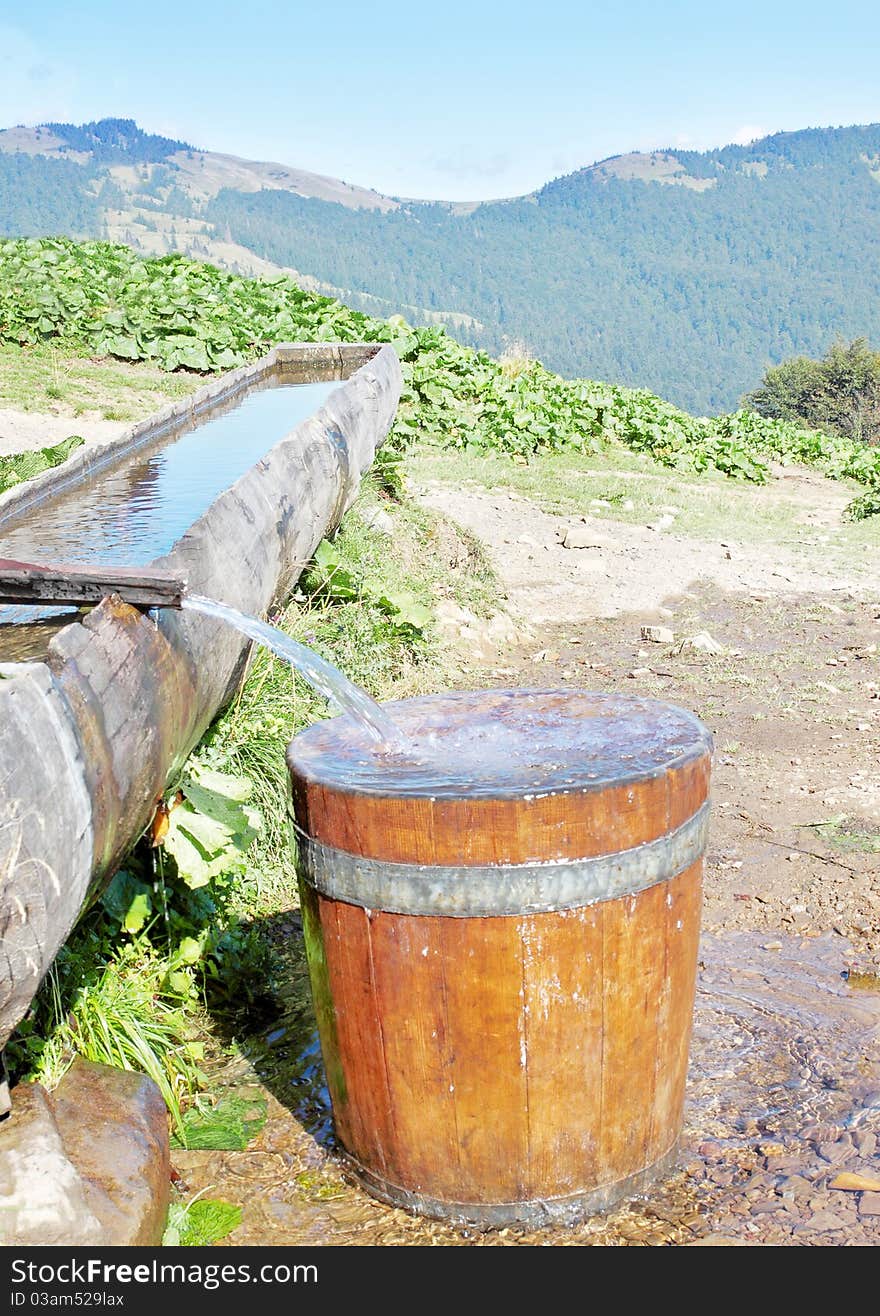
[172,928,880,1247]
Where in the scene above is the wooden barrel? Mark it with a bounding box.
[287,688,712,1226]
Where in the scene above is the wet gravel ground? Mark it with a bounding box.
[171,929,880,1247]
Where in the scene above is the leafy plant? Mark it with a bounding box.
[845,488,880,521]
[0,434,84,493]
[171,1091,268,1151]
[163,1196,242,1247]
[2,236,877,513]
[162,766,261,891]
[301,540,360,602]
[301,538,432,638]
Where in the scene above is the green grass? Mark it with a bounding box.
[14,942,204,1130]
[162,1197,243,1247]
[0,341,204,421]
[809,814,880,853]
[406,444,879,566]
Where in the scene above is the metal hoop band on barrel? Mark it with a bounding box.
[343,1141,681,1226]
[296,800,710,917]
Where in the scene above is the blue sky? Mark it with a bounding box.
[1,1,878,200]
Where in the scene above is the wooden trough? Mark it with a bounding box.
[0,343,402,1053]
[288,688,713,1225]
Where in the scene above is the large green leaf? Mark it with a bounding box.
[100,870,153,934]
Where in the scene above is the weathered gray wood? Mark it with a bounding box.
[0,343,402,1050]
[0,662,94,1036]
[0,561,187,609]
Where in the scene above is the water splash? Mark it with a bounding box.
[182,594,402,746]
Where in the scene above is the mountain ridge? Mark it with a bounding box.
[2,117,879,412]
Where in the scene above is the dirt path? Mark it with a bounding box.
[415,470,875,624]
[414,471,880,959]
[0,406,125,457]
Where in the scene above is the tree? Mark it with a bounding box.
[745,338,880,445]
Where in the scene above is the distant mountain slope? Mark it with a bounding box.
[2,118,879,411]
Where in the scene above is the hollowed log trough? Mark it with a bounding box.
[0,343,402,1051]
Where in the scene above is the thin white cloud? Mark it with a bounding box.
[427,149,511,182]
[731,123,769,146]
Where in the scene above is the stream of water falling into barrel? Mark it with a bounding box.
[181,594,404,746]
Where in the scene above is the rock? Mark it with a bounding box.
[0,1083,104,1245]
[357,505,394,536]
[562,524,607,550]
[52,1058,170,1245]
[0,1060,170,1247]
[816,1140,855,1165]
[627,667,652,679]
[830,1172,880,1192]
[641,625,675,644]
[793,1209,852,1233]
[778,1174,814,1200]
[858,1192,880,1217]
[678,631,725,655]
[685,1234,751,1246]
[749,1199,788,1215]
[697,1140,725,1159]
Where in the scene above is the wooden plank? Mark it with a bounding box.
[316,897,396,1176]
[296,775,673,867]
[647,861,703,1162]
[599,882,667,1183]
[367,910,462,1197]
[520,904,604,1198]
[439,915,530,1204]
[0,345,404,1054]
[0,558,187,609]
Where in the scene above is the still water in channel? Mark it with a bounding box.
[0,378,338,655]
[0,380,338,569]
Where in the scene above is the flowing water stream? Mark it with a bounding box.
[180,594,403,746]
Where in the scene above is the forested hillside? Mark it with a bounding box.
[2,119,880,412]
[207,124,880,412]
